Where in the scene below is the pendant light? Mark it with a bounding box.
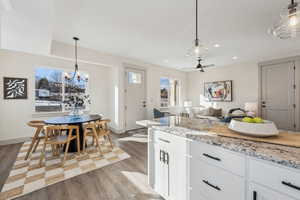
[65,37,82,81]
[187,0,207,58]
[270,0,300,39]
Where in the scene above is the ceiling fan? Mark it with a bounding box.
[182,58,215,72]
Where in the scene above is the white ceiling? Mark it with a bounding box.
[7,0,300,69]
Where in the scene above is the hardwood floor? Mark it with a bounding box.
[0,131,162,200]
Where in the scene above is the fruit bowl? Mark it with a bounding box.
[228,118,279,137]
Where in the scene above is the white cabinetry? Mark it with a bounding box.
[190,141,246,200]
[148,129,300,200]
[248,159,300,200]
[148,129,188,200]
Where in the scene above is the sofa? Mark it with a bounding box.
[188,106,223,121]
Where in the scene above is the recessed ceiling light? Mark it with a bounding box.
[214,44,220,48]
[232,56,238,60]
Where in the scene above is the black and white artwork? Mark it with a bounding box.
[3,77,28,99]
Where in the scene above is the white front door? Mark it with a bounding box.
[125,68,147,130]
[261,61,295,130]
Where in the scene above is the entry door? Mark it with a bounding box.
[125,68,147,130]
[261,61,295,130]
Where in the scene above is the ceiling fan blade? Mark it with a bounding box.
[202,64,215,68]
[180,67,200,71]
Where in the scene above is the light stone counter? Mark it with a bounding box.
[138,116,300,169]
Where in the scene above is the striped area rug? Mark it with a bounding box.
[0,138,130,200]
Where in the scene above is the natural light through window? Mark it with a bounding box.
[160,77,180,108]
[35,67,88,112]
[128,71,141,84]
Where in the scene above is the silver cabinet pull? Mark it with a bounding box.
[158,138,170,143]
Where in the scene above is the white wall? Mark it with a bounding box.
[1,0,52,55]
[0,42,188,141]
[0,49,111,141]
[187,62,259,113]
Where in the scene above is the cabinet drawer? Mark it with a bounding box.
[153,130,187,147]
[249,159,300,200]
[248,183,295,200]
[190,141,246,176]
[190,159,245,200]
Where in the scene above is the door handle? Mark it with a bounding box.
[253,191,257,200]
[160,150,164,162]
[165,152,169,165]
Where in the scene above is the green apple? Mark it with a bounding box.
[242,117,255,123]
[253,117,264,123]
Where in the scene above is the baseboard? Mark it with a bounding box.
[0,137,31,146]
[109,126,126,134]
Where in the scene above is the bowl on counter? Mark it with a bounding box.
[228,118,279,137]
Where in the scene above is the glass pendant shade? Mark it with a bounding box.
[270,0,300,39]
[187,0,208,58]
[187,40,208,58]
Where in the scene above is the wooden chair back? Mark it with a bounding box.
[44,125,79,143]
[27,120,45,128]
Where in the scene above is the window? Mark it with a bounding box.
[128,71,141,84]
[35,68,88,112]
[160,77,180,107]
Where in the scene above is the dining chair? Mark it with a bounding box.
[82,122,103,155]
[39,125,80,167]
[97,119,114,149]
[25,120,45,160]
[82,119,113,154]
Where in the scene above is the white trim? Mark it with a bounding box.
[124,66,147,131]
[0,137,30,146]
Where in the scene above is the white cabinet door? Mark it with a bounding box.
[153,142,170,199]
[151,131,188,200]
[248,183,295,200]
[169,142,187,200]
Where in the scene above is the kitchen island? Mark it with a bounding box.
[137,116,300,200]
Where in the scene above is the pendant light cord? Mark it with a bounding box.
[195,0,198,42]
[75,40,77,68]
[69,37,79,81]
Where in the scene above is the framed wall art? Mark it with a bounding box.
[3,77,28,99]
[204,80,232,102]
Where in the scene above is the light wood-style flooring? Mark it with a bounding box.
[0,131,162,200]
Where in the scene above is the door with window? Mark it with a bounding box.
[261,61,295,130]
[125,68,147,130]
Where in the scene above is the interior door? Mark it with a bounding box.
[261,61,295,130]
[125,68,147,130]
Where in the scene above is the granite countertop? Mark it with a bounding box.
[144,116,300,170]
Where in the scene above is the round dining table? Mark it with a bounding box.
[44,114,102,152]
